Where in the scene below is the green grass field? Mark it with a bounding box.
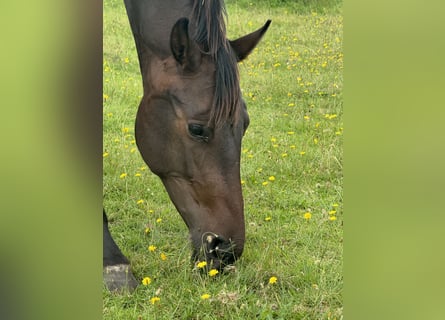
[103,0,343,318]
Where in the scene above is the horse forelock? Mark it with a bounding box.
[191,0,241,127]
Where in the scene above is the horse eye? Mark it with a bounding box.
[188,124,207,140]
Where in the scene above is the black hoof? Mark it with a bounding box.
[103,264,138,292]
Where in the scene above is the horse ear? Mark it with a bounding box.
[170,18,201,72]
[230,20,271,62]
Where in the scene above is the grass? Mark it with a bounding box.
[103,0,343,319]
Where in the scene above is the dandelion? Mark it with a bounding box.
[208,269,219,277]
[148,209,154,214]
[314,138,318,144]
[103,94,109,101]
[142,277,152,286]
[148,245,157,252]
[290,145,296,149]
[201,293,211,300]
[269,276,278,284]
[332,203,339,207]
[103,152,109,158]
[304,212,312,220]
[299,151,306,156]
[137,199,144,205]
[329,210,337,215]
[160,253,167,261]
[241,180,245,185]
[124,57,129,63]
[150,297,160,305]
[268,176,275,182]
[156,218,162,223]
[197,261,207,269]
[270,137,277,143]
[144,227,150,234]
[287,131,295,135]
[265,216,272,221]
[119,173,127,179]
[122,127,130,133]
[329,216,337,221]
[262,181,269,186]
[281,153,288,158]
[288,102,295,107]
[135,173,142,177]
[304,115,310,120]
[130,147,137,153]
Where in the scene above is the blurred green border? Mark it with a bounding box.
[345,0,445,319]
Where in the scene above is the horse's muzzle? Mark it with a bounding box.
[194,232,238,271]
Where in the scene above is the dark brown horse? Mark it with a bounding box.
[104,0,270,290]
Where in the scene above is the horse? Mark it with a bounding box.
[103,0,271,291]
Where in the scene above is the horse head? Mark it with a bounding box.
[135,13,271,270]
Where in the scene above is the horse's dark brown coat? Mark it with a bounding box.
[121,0,270,269]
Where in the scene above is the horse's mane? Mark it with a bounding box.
[191,0,241,127]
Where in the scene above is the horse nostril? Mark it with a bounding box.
[200,232,235,269]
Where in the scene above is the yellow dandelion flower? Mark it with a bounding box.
[148,245,157,252]
[332,203,339,207]
[197,261,207,269]
[265,216,272,221]
[141,277,151,286]
[288,103,295,107]
[122,127,129,133]
[269,276,278,284]
[247,154,254,158]
[103,152,109,157]
[262,181,269,186]
[208,269,219,277]
[103,94,109,101]
[270,137,277,143]
[130,147,137,153]
[144,227,150,234]
[287,92,292,97]
[329,216,337,221]
[148,209,154,214]
[150,297,160,305]
[329,210,337,215]
[304,212,312,220]
[268,176,275,181]
[119,173,127,179]
[124,57,129,63]
[314,138,318,144]
[290,145,296,149]
[137,199,144,205]
[135,173,142,177]
[156,218,162,223]
[241,180,245,185]
[299,151,306,155]
[201,293,211,300]
[287,131,295,135]
[160,253,167,261]
[281,153,288,158]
